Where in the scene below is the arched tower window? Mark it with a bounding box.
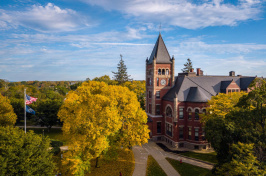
[166,69,169,75]
[195,109,199,120]
[158,69,161,75]
[166,106,172,117]
[162,69,165,75]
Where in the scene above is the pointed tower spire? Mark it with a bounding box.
[147,34,172,64]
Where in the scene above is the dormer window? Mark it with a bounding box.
[158,69,161,75]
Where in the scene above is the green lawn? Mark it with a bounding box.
[179,151,217,164]
[166,158,213,176]
[146,155,167,176]
[53,149,135,176]
[22,127,67,143]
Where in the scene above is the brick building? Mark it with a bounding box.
[146,34,256,150]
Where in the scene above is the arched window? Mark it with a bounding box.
[162,69,165,75]
[195,109,199,120]
[149,69,152,75]
[158,69,161,75]
[166,69,169,75]
[202,109,206,115]
[166,106,172,117]
[188,108,192,120]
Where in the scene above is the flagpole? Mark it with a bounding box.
[24,88,26,133]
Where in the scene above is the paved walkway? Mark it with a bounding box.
[132,141,213,176]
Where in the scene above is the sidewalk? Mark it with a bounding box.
[132,141,214,176]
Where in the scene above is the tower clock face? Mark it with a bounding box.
[161,79,166,85]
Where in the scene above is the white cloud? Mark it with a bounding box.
[80,0,263,29]
[0,3,90,32]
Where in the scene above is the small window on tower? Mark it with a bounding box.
[149,91,152,98]
[156,105,160,115]
[166,106,172,117]
[168,78,170,86]
[158,69,161,75]
[156,91,160,98]
[157,78,159,86]
[162,69,165,75]
[166,69,169,75]
[188,108,192,120]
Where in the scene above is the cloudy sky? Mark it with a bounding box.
[1,0,266,81]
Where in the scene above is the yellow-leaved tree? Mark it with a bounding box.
[58,81,149,175]
[0,93,17,126]
[201,92,247,123]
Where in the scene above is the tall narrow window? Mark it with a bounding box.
[158,69,161,75]
[148,91,152,98]
[202,109,206,115]
[157,122,161,133]
[202,128,206,140]
[188,109,192,120]
[156,91,160,99]
[156,105,160,115]
[195,128,199,141]
[179,127,184,139]
[162,69,165,75]
[166,124,172,137]
[188,127,192,139]
[148,104,151,114]
[166,69,169,75]
[195,109,199,120]
[168,78,170,86]
[179,108,184,119]
[157,78,159,86]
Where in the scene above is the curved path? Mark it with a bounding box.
[132,141,213,176]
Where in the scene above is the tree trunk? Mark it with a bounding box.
[95,157,100,168]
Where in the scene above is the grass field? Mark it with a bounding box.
[22,127,67,142]
[179,151,217,164]
[53,149,135,176]
[146,155,167,176]
[166,158,213,176]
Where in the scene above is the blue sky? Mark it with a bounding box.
[0,0,266,81]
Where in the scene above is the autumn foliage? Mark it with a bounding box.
[0,93,17,126]
[58,81,149,175]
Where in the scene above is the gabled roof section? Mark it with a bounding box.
[220,80,232,93]
[147,33,172,64]
[186,87,209,102]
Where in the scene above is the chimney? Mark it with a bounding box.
[200,70,203,76]
[229,71,235,76]
[190,68,194,73]
[197,68,201,76]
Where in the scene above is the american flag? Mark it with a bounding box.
[26,94,38,105]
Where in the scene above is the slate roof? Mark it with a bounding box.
[163,76,256,102]
[147,33,172,64]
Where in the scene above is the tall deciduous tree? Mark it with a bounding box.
[0,94,17,126]
[203,79,266,174]
[0,126,55,175]
[181,58,193,73]
[58,81,149,175]
[112,55,131,84]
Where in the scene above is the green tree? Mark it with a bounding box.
[112,54,131,84]
[0,126,55,175]
[93,75,117,85]
[0,94,17,126]
[216,142,266,176]
[181,58,193,73]
[58,81,149,175]
[203,79,266,173]
[35,99,63,131]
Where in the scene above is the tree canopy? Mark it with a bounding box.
[0,126,55,175]
[112,54,131,84]
[0,93,17,126]
[58,81,149,175]
[181,58,193,73]
[203,79,266,174]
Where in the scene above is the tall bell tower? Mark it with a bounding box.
[146,33,175,117]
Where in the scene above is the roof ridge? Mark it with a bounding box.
[186,77,215,96]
